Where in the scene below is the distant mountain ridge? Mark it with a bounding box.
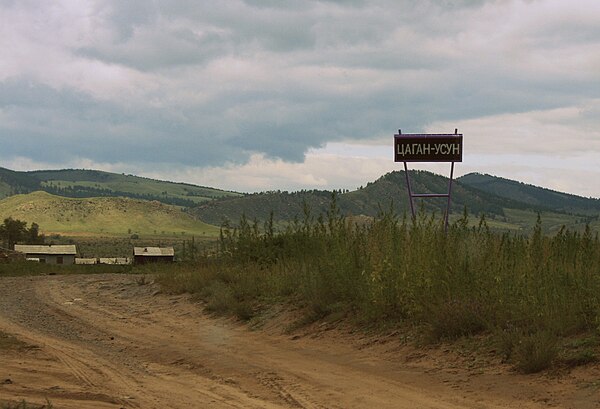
[191,170,600,234]
[190,171,523,224]
[0,166,598,235]
[0,167,243,207]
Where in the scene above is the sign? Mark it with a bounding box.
[394,133,463,162]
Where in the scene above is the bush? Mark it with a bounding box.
[513,331,558,374]
[425,299,488,342]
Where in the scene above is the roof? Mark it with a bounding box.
[133,247,175,257]
[14,245,77,255]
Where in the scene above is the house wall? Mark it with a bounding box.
[134,255,174,265]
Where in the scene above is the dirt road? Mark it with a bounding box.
[0,274,598,408]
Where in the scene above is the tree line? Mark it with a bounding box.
[0,217,44,249]
[44,185,200,208]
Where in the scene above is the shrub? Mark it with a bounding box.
[513,331,558,374]
[157,200,600,373]
[425,298,488,342]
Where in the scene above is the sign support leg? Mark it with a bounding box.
[403,161,416,220]
[445,161,455,233]
[402,161,456,233]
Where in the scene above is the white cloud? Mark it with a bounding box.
[426,99,600,155]
[134,150,394,193]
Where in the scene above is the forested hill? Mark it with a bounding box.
[0,167,242,207]
[190,170,600,234]
[458,173,600,215]
[1,166,598,234]
[188,170,523,226]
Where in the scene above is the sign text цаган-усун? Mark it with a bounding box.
[394,134,463,162]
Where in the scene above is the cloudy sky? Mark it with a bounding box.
[1,0,599,197]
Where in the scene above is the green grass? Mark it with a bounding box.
[42,179,229,204]
[503,208,590,234]
[0,191,220,237]
[157,202,600,373]
[34,169,241,201]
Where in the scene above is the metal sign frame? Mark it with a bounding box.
[394,129,463,232]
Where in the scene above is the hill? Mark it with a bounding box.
[1,167,598,236]
[0,191,219,237]
[458,173,600,215]
[0,167,243,207]
[191,170,599,234]
[192,171,519,223]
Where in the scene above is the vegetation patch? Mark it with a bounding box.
[153,199,600,374]
[424,299,488,342]
[0,400,52,409]
[512,331,559,374]
[0,166,241,206]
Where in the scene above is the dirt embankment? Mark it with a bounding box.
[0,274,599,408]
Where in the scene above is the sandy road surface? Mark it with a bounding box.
[0,274,599,408]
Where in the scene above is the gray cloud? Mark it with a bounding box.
[77,29,229,71]
[0,0,599,191]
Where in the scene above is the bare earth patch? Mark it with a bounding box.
[0,274,599,408]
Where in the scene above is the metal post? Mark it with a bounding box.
[444,128,458,232]
[445,161,455,233]
[403,161,415,220]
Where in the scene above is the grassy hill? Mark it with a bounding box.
[0,167,243,206]
[0,191,220,237]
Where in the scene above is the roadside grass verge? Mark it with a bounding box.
[0,400,52,409]
[156,199,600,373]
[0,261,132,277]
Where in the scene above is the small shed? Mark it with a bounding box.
[14,244,77,265]
[133,247,174,264]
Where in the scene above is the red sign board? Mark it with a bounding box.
[394,133,463,162]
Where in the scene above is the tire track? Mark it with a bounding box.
[0,273,571,409]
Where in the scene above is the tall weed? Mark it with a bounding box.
[158,198,600,372]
